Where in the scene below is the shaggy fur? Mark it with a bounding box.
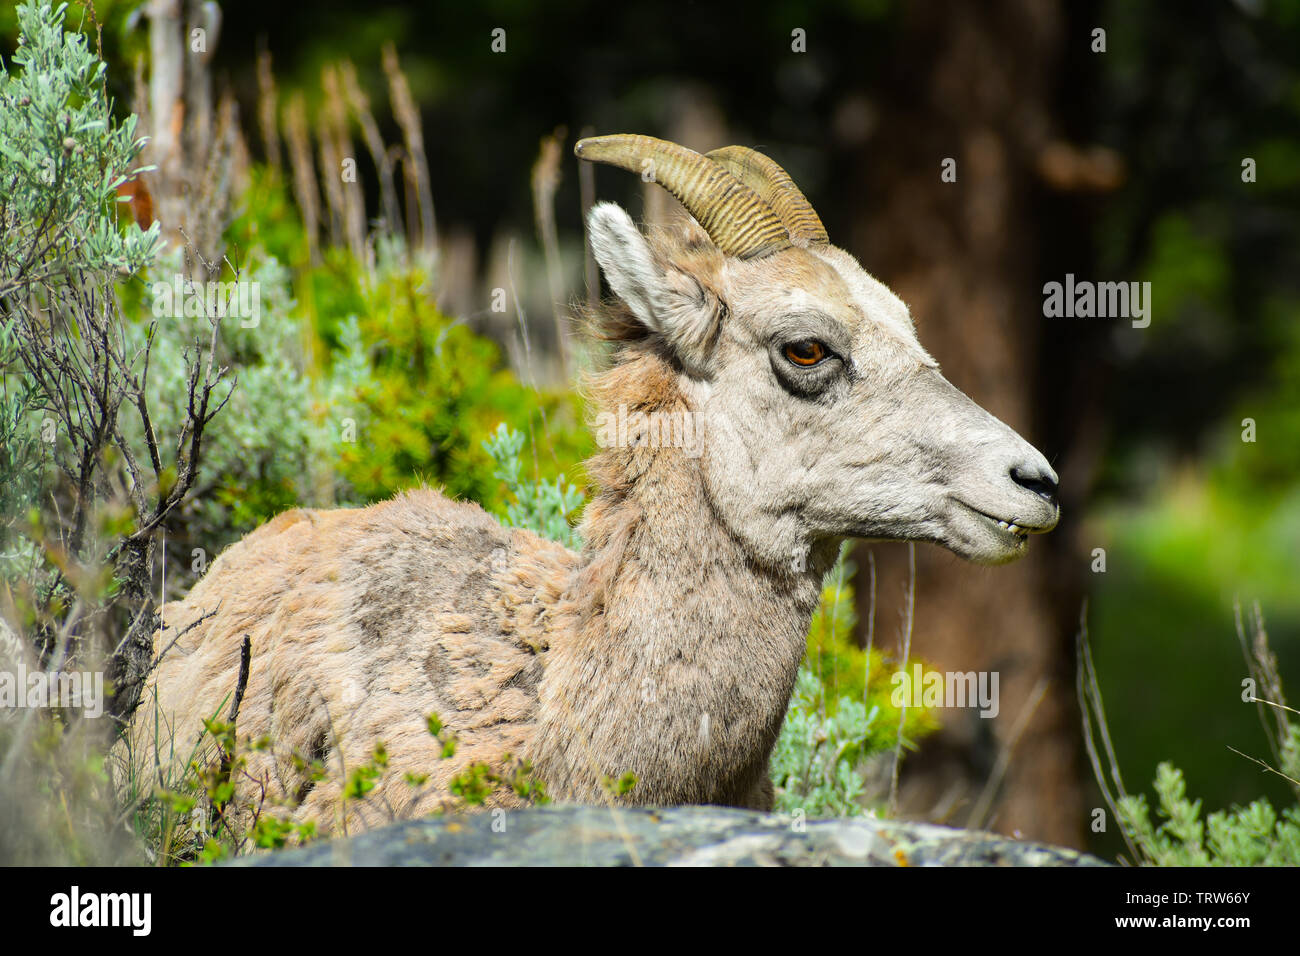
[128,205,1058,835]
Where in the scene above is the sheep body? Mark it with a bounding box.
[138,490,577,828]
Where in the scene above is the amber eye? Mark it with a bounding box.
[783,340,828,367]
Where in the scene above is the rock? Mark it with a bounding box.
[232,805,1108,866]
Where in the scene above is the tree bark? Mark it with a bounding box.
[846,0,1086,847]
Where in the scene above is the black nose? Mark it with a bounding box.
[1011,462,1059,508]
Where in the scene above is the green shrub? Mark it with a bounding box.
[222,170,591,526]
[132,172,592,574]
[335,243,589,512]
[481,423,584,550]
[0,319,44,582]
[1118,754,1300,866]
[1082,605,1300,865]
[771,546,939,817]
[0,0,161,597]
[0,0,159,298]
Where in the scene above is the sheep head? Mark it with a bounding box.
[577,133,1059,570]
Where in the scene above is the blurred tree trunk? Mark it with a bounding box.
[845,0,1086,847]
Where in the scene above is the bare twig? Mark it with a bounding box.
[227,636,252,725]
[208,636,252,843]
[148,604,219,671]
[1226,746,1300,789]
[1236,599,1289,763]
[967,677,1048,830]
[1075,600,1141,862]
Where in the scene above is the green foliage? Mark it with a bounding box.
[0,0,159,296]
[115,686,315,865]
[481,423,584,550]
[344,763,381,801]
[770,668,876,816]
[1135,212,1230,333]
[123,179,591,573]
[130,698,322,865]
[0,318,44,580]
[1220,295,1300,496]
[508,761,549,802]
[0,1,149,71]
[802,552,939,739]
[445,758,549,807]
[0,0,160,592]
[1092,609,1300,866]
[1092,476,1300,822]
[1118,757,1300,866]
[0,3,198,864]
[252,814,310,851]
[602,771,638,798]
[447,762,495,805]
[226,165,311,270]
[0,716,143,865]
[420,714,549,808]
[1081,0,1300,833]
[223,171,590,524]
[336,247,588,512]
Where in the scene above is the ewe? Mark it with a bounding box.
[130,134,1059,831]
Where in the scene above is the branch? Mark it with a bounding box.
[227,636,251,725]
[148,603,220,671]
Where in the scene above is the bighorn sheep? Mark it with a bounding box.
[128,134,1059,832]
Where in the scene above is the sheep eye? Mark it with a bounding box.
[783,340,828,367]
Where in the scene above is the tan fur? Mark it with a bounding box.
[129,201,1058,836]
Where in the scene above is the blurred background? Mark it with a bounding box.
[3,0,1298,858]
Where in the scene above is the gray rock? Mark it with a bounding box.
[232,805,1108,867]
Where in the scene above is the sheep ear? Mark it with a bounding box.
[587,202,719,367]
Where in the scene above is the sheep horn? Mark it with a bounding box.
[706,145,829,246]
[574,134,791,259]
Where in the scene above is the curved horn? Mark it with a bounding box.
[706,145,829,246]
[574,134,791,259]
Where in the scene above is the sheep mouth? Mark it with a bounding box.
[957,502,1053,540]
